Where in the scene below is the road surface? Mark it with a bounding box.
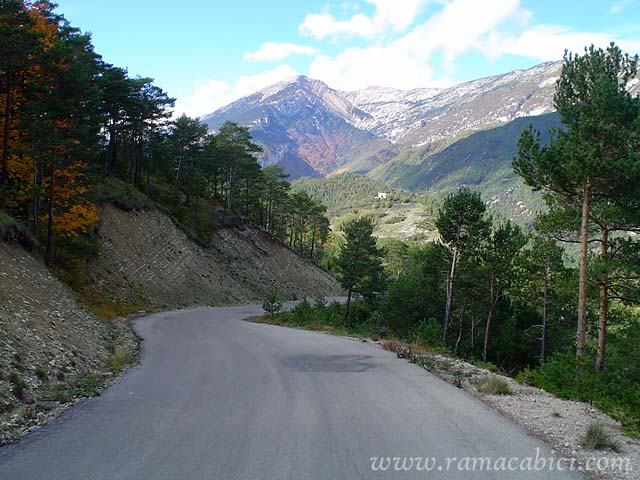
[0,305,581,479]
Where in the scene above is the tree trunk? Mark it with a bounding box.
[289,217,295,248]
[541,258,549,361]
[576,179,591,363]
[146,147,151,194]
[2,87,11,187]
[31,155,41,239]
[245,178,250,218]
[454,303,466,356]
[483,273,496,362]
[225,167,233,217]
[193,177,200,224]
[310,222,317,259]
[343,288,352,324]
[105,120,118,177]
[174,152,183,197]
[267,189,273,232]
[45,152,55,268]
[443,247,458,345]
[470,300,476,352]
[596,228,609,373]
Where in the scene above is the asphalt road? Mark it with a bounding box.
[0,304,582,479]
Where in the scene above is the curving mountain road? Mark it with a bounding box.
[0,305,581,479]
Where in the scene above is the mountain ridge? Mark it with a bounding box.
[202,61,564,180]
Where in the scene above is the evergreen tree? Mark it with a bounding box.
[435,188,490,345]
[335,217,385,322]
[481,221,526,361]
[514,43,640,363]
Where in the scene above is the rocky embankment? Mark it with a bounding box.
[0,241,136,445]
[89,205,340,312]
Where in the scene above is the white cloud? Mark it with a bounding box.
[245,42,318,62]
[299,0,431,39]
[307,0,524,89]
[481,26,640,61]
[394,0,523,69]
[309,45,444,91]
[174,79,231,118]
[175,65,298,118]
[305,0,640,91]
[610,0,636,14]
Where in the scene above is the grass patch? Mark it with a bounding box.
[72,373,106,398]
[95,178,156,211]
[471,359,502,374]
[581,422,621,452]
[385,215,406,224]
[475,376,512,395]
[107,347,136,373]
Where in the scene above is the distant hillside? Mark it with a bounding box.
[293,172,439,242]
[368,113,563,222]
[292,173,393,217]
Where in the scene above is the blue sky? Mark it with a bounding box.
[55,0,640,116]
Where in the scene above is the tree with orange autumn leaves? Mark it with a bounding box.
[1,1,327,269]
[1,1,102,265]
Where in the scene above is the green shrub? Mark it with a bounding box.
[262,290,283,320]
[408,318,443,347]
[0,210,35,248]
[521,348,640,437]
[35,368,48,381]
[472,360,501,374]
[475,376,512,395]
[9,372,28,400]
[73,374,105,398]
[312,294,327,308]
[581,422,621,452]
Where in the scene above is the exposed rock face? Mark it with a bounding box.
[89,205,341,311]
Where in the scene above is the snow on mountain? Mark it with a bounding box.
[341,61,561,146]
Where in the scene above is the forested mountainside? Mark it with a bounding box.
[292,173,393,217]
[368,113,563,222]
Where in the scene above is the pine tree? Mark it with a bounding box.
[514,43,640,364]
[335,217,385,322]
[435,188,489,345]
